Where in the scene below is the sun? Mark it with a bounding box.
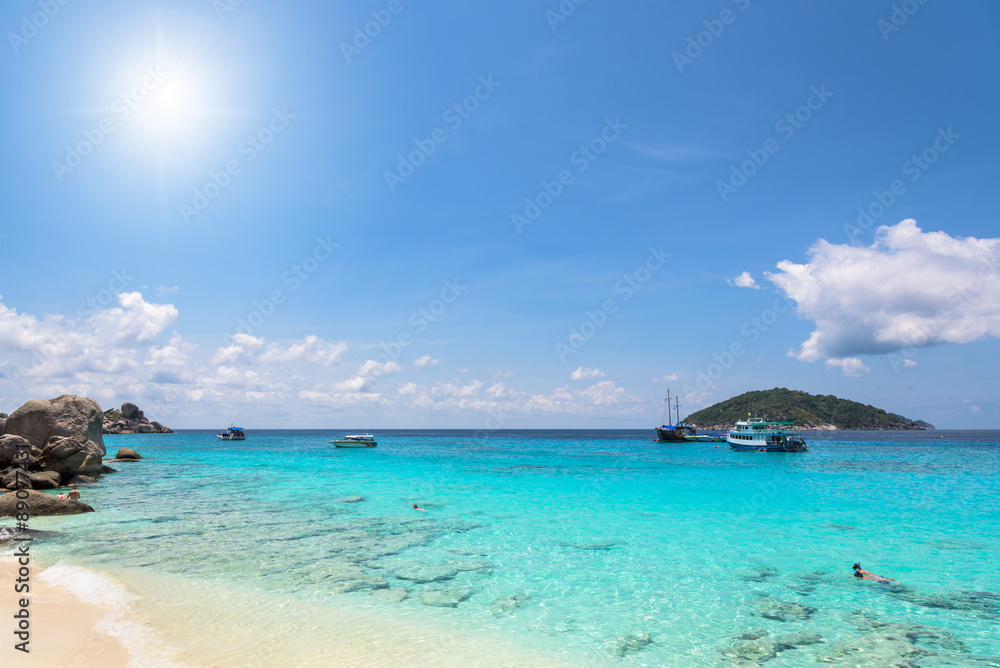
[129,70,201,138]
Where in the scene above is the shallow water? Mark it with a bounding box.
[27,429,1000,666]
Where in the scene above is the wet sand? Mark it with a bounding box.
[0,558,132,668]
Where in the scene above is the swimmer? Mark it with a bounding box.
[852,562,874,577]
[67,485,81,501]
[413,504,426,511]
[853,562,896,583]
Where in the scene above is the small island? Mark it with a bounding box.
[684,388,934,431]
[102,402,173,435]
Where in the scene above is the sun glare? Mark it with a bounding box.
[141,75,196,130]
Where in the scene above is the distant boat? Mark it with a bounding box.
[217,425,246,441]
[656,390,692,442]
[330,434,377,448]
[655,390,725,442]
[727,418,807,452]
[683,432,727,443]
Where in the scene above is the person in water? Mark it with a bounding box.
[413,504,426,511]
[67,485,81,501]
[853,562,896,583]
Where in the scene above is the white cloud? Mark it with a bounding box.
[650,373,679,383]
[259,336,346,366]
[90,292,178,343]
[398,378,644,417]
[970,405,980,413]
[768,220,1000,367]
[330,359,403,393]
[0,292,176,379]
[0,294,653,427]
[728,271,761,289]
[903,359,918,368]
[414,354,443,368]
[298,388,388,408]
[214,335,346,366]
[825,357,871,377]
[213,333,265,364]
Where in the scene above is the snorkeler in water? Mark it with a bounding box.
[853,562,897,583]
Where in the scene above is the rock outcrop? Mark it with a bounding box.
[0,435,40,470]
[102,403,172,435]
[114,448,143,460]
[3,395,107,476]
[0,489,95,517]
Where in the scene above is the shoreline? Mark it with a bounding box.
[2,555,576,667]
[0,558,133,668]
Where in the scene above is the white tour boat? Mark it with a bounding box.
[217,425,246,441]
[330,434,377,448]
[727,418,807,452]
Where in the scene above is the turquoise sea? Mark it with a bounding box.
[25,429,1000,666]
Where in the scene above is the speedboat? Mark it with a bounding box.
[217,425,246,441]
[727,418,807,452]
[684,432,727,443]
[330,434,377,448]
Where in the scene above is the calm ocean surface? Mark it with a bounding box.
[29,429,1000,666]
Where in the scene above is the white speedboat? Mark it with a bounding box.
[330,434,377,448]
[727,418,807,452]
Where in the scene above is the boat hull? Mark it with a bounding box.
[685,434,727,443]
[655,426,688,442]
[331,441,376,448]
[727,418,808,452]
[729,442,803,452]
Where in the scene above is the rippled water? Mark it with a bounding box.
[28,429,1000,666]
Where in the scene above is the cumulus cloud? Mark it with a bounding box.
[570,366,605,380]
[259,336,346,366]
[650,373,679,383]
[728,271,761,289]
[768,220,1000,366]
[0,293,653,426]
[91,292,178,343]
[0,292,176,379]
[214,335,346,366]
[213,334,265,364]
[486,382,506,399]
[399,378,644,417]
[298,388,388,408]
[414,354,443,368]
[825,357,871,377]
[330,359,403,393]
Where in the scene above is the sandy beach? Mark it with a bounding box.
[1,555,572,668]
[0,558,132,668]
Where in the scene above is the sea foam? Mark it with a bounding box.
[39,562,191,668]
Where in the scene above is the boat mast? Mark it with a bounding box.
[675,397,681,425]
[665,390,672,425]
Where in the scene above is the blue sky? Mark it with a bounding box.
[1,0,998,428]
